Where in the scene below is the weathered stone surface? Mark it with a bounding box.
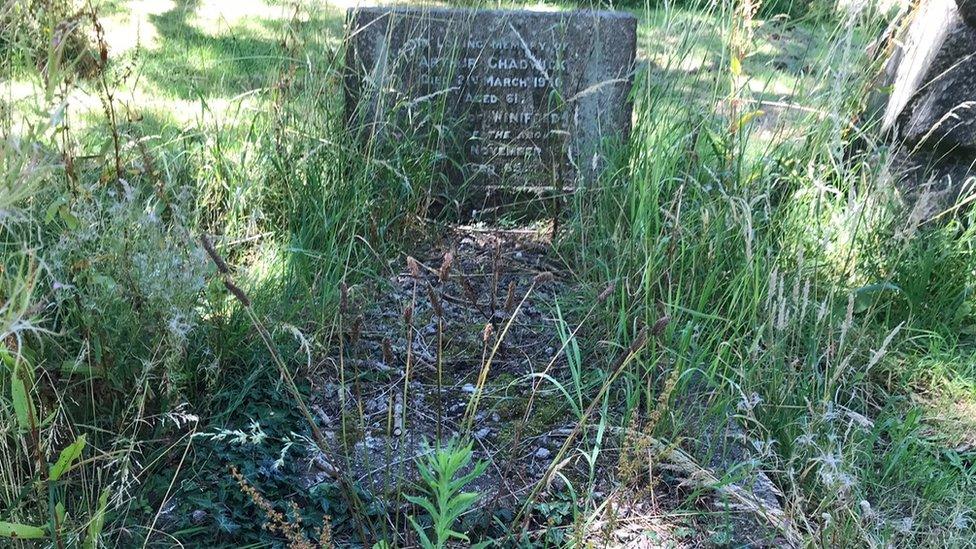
[882,0,976,153]
[345,7,636,189]
[957,0,976,25]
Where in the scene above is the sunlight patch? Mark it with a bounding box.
[101,0,176,53]
[191,0,290,36]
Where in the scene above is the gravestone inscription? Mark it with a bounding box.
[345,7,637,190]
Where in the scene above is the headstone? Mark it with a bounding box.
[345,7,637,190]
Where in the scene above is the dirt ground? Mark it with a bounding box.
[302,223,786,546]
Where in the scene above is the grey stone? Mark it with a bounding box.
[957,0,976,25]
[191,510,207,525]
[882,0,976,153]
[345,7,636,190]
[533,446,551,459]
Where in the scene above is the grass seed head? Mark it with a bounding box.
[349,315,361,345]
[382,337,393,365]
[504,280,517,313]
[533,271,553,285]
[223,280,251,307]
[339,283,349,314]
[651,316,671,336]
[427,282,443,318]
[461,272,479,308]
[407,255,421,278]
[482,322,494,343]
[439,251,454,282]
[201,234,229,274]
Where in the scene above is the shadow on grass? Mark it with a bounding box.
[141,0,344,100]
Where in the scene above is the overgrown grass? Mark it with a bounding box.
[2,0,974,547]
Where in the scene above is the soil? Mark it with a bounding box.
[305,223,787,546]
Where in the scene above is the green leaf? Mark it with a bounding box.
[60,360,100,379]
[407,516,435,549]
[736,110,764,132]
[0,521,46,539]
[854,282,904,314]
[50,434,87,481]
[58,205,80,230]
[10,363,35,432]
[44,197,66,224]
[404,495,437,518]
[730,55,742,77]
[83,489,109,549]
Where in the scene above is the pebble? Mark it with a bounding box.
[534,447,551,459]
[474,427,490,440]
[462,383,476,394]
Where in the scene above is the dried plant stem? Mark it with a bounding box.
[515,327,649,534]
[87,3,122,184]
[432,297,444,442]
[461,276,544,432]
[489,298,603,512]
[401,279,417,434]
[142,427,197,549]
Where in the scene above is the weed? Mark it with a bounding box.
[406,439,489,549]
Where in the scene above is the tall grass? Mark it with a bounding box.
[563,0,975,545]
[1,0,973,546]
